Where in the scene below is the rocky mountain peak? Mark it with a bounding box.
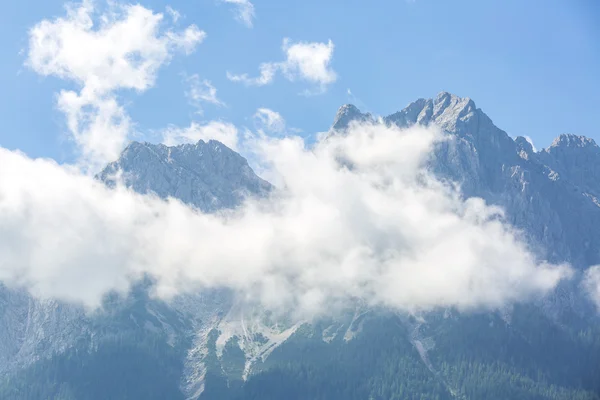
[98,139,271,213]
[547,134,598,151]
[382,92,479,134]
[331,104,374,131]
[514,136,535,153]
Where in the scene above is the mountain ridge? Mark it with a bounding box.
[1,92,600,399]
[333,92,600,269]
[335,92,598,154]
[98,139,272,213]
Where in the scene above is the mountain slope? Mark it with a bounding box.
[1,93,600,400]
[343,92,600,269]
[0,140,270,397]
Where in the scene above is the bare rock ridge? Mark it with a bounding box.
[98,139,272,213]
[333,92,600,268]
[331,104,374,131]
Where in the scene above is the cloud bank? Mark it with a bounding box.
[0,122,572,317]
[227,38,336,92]
[26,0,204,169]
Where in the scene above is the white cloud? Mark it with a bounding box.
[184,74,224,114]
[162,121,239,150]
[26,1,205,169]
[57,92,131,168]
[524,136,537,152]
[583,266,600,312]
[281,38,336,86]
[0,122,572,316]
[254,108,286,134]
[165,6,181,23]
[226,62,278,86]
[227,38,336,92]
[222,0,255,28]
[166,25,206,55]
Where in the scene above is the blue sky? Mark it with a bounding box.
[1,0,598,163]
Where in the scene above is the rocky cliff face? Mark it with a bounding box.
[98,139,272,213]
[337,92,600,269]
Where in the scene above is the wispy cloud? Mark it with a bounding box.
[222,0,255,28]
[524,135,537,152]
[253,108,286,134]
[226,62,278,86]
[26,1,205,169]
[184,73,225,114]
[346,88,370,111]
[583,265,600,312]
[165,5,181,23]
[227,38,337,93]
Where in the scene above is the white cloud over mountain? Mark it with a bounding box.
[11,0,596,321]
[583,266,600,312]
[0,122,572,316]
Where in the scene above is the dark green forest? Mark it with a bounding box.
[2,305,599,400]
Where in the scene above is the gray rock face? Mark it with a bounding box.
[98,140,272,212]
[337,92,600,269]
[538,134,600,197]
[331,104,374,131]
[0,287,89,374]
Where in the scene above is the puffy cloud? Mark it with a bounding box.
[253,108,286,134]
[184,73,224,114]
[0,122,572,316]
[280,38,336,86]
[26,1,205,169]
[162,121,239,150]
[227,39,336,92]
[583,266,600,311]
[222,0,255,28]
[27,1,204,95]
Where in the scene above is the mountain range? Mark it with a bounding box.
[1,92,599,400]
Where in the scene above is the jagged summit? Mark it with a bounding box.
[336,103,361,115]
[331,92,480,136]
[121,138,233,155]
[328,92,600,268]
[333,92,598,161]
[547,133,598,150]
[514,136,535,155]
[383,91,478,133]
[331,104,374,131]
[98,139,271,212]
